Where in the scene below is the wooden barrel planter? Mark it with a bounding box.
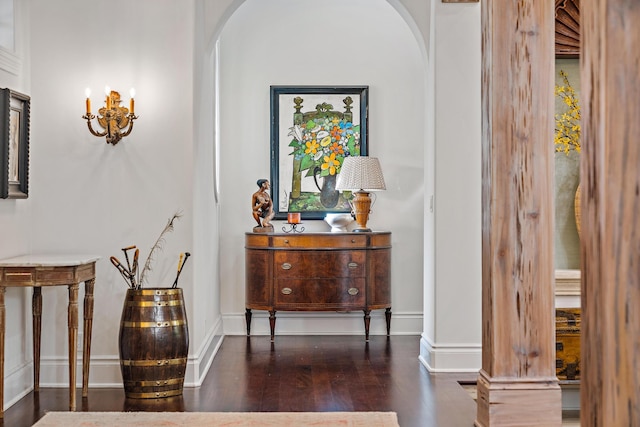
[119,288,189,399]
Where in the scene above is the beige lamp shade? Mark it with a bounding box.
[336,157,386,191]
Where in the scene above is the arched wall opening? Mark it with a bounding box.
[195,0,433,340]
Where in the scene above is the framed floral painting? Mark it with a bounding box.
[0,88,30,199]
[270,86,368,220]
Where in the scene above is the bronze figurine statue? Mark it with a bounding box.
[252,179,275,232]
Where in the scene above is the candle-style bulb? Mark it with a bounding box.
[85,88,92,114]
[105,86,111,109]
[129,88,136,114]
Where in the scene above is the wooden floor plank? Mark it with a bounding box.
[1,336,478,427]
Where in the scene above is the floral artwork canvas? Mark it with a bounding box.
[270,86,368,220]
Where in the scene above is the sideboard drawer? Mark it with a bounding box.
[36,268,75,284]
[275,278,366,308]
[272,234,368,249]
[2,269,34,284]
[274,251,365,279]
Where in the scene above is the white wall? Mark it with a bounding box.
[0,0,35,408]
[420,1,482,372]
[0,0,485,412]
[216,0,426,337]
[18,0,220,400]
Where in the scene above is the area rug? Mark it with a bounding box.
[33,411,400,427]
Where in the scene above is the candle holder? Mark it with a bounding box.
[82,88,137,145]
[282,223,304,233]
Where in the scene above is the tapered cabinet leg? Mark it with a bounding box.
[32,287,42,392]
[82,279,94,397]
[363,310,371,341]
[385,307,391,336]
[68,284,79,411]
[268,310,276,342]
[245,309,252,336]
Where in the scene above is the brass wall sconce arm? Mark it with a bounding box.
[83,87,137,145]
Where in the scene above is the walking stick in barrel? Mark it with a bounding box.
[172,252,190,289]
[121,245,135,272]
[121,245,137,288]
[110,256,135,288]
[131,248,140,290]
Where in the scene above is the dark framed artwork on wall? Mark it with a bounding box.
[270,85,368,220]
[0,88,30,199]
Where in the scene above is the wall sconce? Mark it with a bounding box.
[82,87,137,145]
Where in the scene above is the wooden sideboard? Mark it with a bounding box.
[245,232,391,341]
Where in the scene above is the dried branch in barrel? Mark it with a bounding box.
[138,211,182,288]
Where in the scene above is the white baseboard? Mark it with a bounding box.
[222,311,423,336]
[187,317,224,386]
[3,361,34,412]
[38,319,224,389]
[419,334,481,372]
[560,382,580,411]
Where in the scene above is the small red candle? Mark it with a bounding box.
[288,212,301,224]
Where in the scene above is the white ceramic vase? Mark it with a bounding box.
[324,213,354,232]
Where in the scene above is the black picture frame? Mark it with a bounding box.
[270,85,368,220]
[0,88,30,199]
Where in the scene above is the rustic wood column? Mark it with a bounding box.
[476,1,561,425]
[580,1,640,425]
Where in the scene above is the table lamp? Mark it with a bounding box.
[336,156,386,232]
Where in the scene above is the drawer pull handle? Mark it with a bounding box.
[284,239,289,244]
[348,288,359,296]
[281,263,292,270]
[348,262,358,269]
[281,287,292,295]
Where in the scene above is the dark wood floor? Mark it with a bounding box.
[2,335,478,427]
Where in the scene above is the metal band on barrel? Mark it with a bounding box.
[123,377,184,387]
[121,320,186,328]
[120,357,187,367]
[124,389,184,398]
[125,299,183,307]
[131,289,183,296]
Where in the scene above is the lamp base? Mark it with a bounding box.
[351,190,372,232]
[353,227,372,233]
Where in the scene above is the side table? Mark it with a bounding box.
[0,254,99,417]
